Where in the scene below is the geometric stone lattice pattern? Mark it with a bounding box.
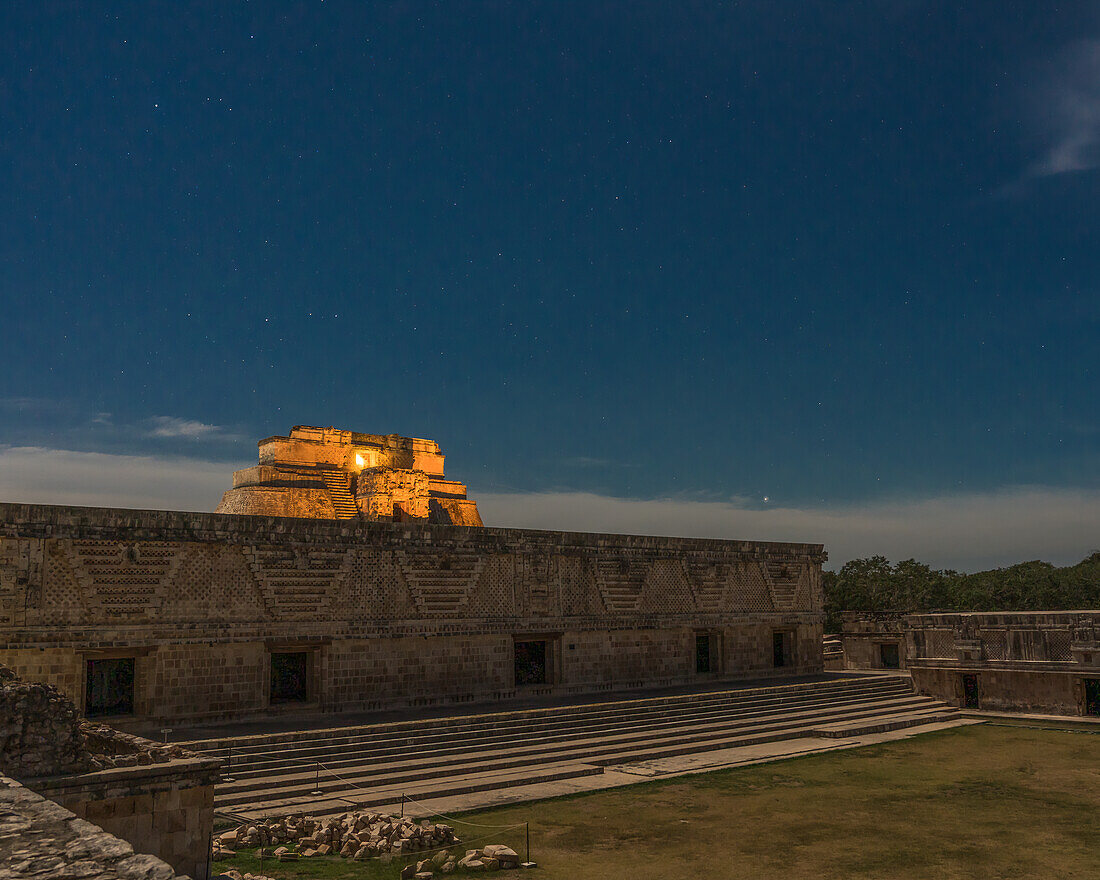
[0,540,22,626]
[594,557,649,613]
[67,540,181,620]
[923,629,956,658]
[398,551,486,615]
[761,560,803,611]
[728,562,775,612]
[0,502,827,724]
[641,559,695,614]
[682,560,729,613]
[171,545,266,620]
[1045,629,1073,662]
[981,631,1008,661]
[245,546,354,619]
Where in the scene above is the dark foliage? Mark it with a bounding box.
[823,553,1100,630]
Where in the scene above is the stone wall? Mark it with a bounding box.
[214,485,335,519]
[0,502,825,724]
[29,756,220,880]
[0,663,221,879]
[907,611,1100,716]
[0,774,185,880]
[840,612,907,670]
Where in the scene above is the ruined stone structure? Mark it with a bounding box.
[216,426,483,526]
[839,612,906,671]
[1,774,190,880]
[0,501,825,726]
[0,664,219,879]
[907,611,1100,716]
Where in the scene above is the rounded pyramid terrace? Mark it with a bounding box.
[215,425,483,525]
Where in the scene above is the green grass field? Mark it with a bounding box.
[217,724,1099,880]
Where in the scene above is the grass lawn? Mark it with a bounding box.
[216,724,1099,880]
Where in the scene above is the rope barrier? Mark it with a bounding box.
[310,761,528,829]
[396,790,529,830]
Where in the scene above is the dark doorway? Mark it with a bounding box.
[1085,679,1100,717]
[962,673,980,709]
[85,658,135,717]
[879,643,901,669]
[270,652,308,703]
[696,634,711,673]
[514,640,548,686]
[773,631,788,668]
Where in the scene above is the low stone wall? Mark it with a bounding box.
[909,665,1088,715]
[28,755,221,880]
[840,612,906,670]
[0,663,221,880]
[0,773,183,880]
[907,611,1100,716]
[1,663,200,776]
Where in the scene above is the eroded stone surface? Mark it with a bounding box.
[0,775,184,880]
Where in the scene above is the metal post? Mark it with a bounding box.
[223,744,235,783]
[400,793,405,817]
[311,762,322,796]
[522,821,536,868]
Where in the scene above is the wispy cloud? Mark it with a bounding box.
[476,487,1100,573]
[145,416,237,441]
[2,446,1097,574]
[0,447,245,512]
[1028,39,1100,177]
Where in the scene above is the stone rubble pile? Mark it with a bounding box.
[211,810,460,861]
[398,843,522,876]
[212,872,277,880]
[0,664,91,778]
[211,810,525,876]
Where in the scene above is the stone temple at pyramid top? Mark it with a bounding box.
[215,425,483,526]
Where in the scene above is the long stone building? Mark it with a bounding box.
[0,427,827,726]
[907,611,1100,716]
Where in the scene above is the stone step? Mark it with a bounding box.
[217,703,955,820]
[213,695,941,807]
[215,692,931,794]
[319,471,359,520]
[190,676,912,756]
[224,760,605,822]
[808,708,960,738]
[214,684,918,776]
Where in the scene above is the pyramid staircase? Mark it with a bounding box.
[186,676,959,820]
[319,469,360,520]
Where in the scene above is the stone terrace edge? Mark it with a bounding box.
[0,501,827,559]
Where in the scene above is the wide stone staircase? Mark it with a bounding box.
[185,676,957,821]
[319,469,360,520]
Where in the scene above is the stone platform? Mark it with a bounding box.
[182,673,961,821]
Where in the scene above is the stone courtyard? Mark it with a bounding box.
[1,426,1096,880]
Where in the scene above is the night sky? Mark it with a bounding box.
[2,3,1099,568]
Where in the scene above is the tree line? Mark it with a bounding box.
[823,553,1100,631]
